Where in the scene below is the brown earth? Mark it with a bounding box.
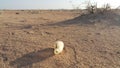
[0,10,120,68]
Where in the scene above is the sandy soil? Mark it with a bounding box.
[0,10,120,68]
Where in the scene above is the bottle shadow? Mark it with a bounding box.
[10,48,54,68]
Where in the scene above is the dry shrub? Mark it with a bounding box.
[100,4,111,13]
[86,2,111,14]
[86,4,97,14]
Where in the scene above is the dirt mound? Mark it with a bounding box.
[47,11,120,27]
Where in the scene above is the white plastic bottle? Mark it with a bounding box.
[54,41,64,54]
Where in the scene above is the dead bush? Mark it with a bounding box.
[101,4,111,12]
[85,1,111,14]
[86,4,97,14]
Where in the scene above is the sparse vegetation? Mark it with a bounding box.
[100,3,111,13]
[69,0,112,14]
[86,2,111,14]
[86,2,97,14]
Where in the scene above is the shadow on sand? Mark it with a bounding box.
[46,11,120,27]
[10,48,54,68]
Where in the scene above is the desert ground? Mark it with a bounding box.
[0,10,120,68]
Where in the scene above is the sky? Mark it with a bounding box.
[0,0,120,9]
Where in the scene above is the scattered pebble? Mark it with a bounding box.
[96,33,101,35]
[25,31,34,34]
[28,31,34,34]
[3,57,8,62]
[8,32,15,35]
[116,51,120,54]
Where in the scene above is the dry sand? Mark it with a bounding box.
[0,10,120,68]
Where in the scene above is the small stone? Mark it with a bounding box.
[26,31,34,34]
[29,31,34,34]
[45,32,51,35]
[11,32,15,35]
[3,57,8,62]
[41,32,45,36]
[96,33,101,35]
[87,33,92,35]
[16,12,19,14]
[116,51,120,54]
[1,54,8,62]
